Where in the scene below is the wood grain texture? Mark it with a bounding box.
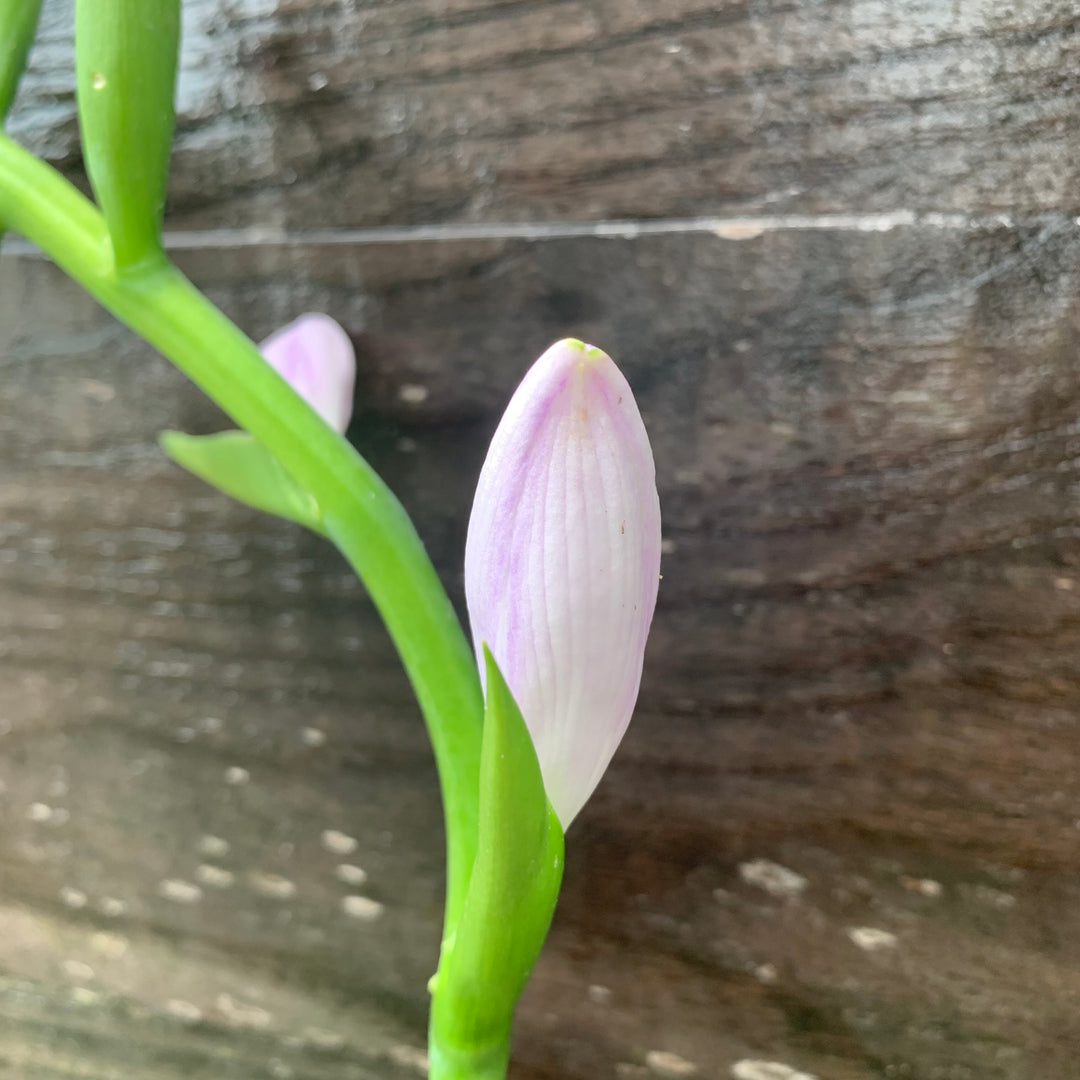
[3,221,1080,1078]
[8,0,1080,227]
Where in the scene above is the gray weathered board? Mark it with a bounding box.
[2,2,1080,1080]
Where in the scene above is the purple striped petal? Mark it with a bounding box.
[464,339,662,827]
[260,314,355,434]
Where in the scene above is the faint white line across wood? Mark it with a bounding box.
[5,211,1074,256]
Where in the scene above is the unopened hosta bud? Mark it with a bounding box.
[464,339,661,828]
[260,313,356,433]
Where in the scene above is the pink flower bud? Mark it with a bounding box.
[465,339,661,827]
[260,314,355,434]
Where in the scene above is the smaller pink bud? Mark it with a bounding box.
[465,339,662,827]
[260,314,355,434]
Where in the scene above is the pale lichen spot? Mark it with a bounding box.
[165,998,203,1023]
[321,829,358,855]
[645,1050,698,1077]
[901,876,943,898]
[249,872,296,900]
[335,863,368,886]
[216,992,272,1029]
[300,727,326,747]
[587,984,612,1005]
[71,986,101,1006]
[398,383,429,404]
[966,883,1017,910]
[59,885,88,910]
[739,859,807,899]
[847,926,898,951]
[341,895,384,921]
[99,897,127,918]
[731,1061,820,1080]
[198,835,230,858]
[388,1044,429,1073]
[28,802,55,823]
[90,931,128,959]
[81,378,115,403]
[303,1027,345,1050]
[159,879,202,904]
[196,864,235,889]
[224,766,250,786]
[723,567,767,587]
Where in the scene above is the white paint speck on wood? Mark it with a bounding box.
[739,859,808,899]
[731,1061,820,1080]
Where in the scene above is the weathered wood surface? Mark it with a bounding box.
[5,0,1080,1078]
[3,221,1080,1079]
[9,0,1080,227]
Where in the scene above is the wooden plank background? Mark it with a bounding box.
[3,2,1080,1079]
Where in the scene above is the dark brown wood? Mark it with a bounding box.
[3,218,1080,1078]
[9,0,1080,228]
[6,0,1080,1076]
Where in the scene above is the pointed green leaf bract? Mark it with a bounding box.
[0,0,44,123]
[161,430,325,534]
[428,645,564,1077]
[75,0,180,268]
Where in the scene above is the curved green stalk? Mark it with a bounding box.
[0,131,483,937]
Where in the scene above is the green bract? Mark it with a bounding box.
[161,430,326,535]
[0,0,43,122]
[75,0,180,269]
[428,647,565,1080]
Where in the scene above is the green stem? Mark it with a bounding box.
[427,1033,510,1080]
[0,131,482,936]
